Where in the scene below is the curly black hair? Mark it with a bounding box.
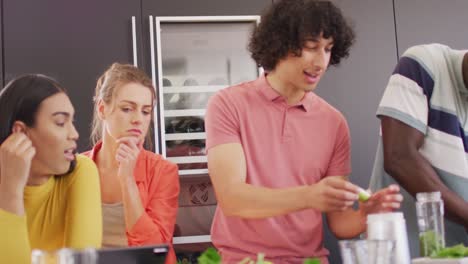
[249,0,355,71]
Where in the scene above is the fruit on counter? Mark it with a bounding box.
[195,247,321,264]
[419,230,444,257]
[303,258,321,264]
[430,244,468,258]
[357,187,371,202]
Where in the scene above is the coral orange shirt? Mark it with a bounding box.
[83,142,180,264]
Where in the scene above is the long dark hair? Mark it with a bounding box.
[0,74,76,172]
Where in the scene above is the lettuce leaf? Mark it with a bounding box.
[431,244,468,258]
[197,247,222,264]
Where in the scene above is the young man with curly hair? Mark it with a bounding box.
[205,0,403,263]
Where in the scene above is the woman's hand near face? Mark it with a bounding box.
[0,132,36,215]
[114,136,146,230]
[115,136,141,183]
[0,132,36,191]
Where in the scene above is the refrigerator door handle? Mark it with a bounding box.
[149,15,160,153]
[149,15,156,89]
[131,16,138,67]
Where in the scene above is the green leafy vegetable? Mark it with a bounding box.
[303,258,321,264]
[419,230,444,256]
[197,247,222,264]
[196,248,322,264]
[430,244,468,259]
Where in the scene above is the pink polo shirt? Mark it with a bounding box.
[205,75,351,264]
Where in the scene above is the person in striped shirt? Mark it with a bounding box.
[370,43,468,257]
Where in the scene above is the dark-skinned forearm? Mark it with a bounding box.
[384,151,468,228]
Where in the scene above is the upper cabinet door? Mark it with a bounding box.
[3,0,142,151]
[142,0,271,16]
[140,0,272,74]
[0,4,3,88]
[139,0,273,150]
[394,0,468,53]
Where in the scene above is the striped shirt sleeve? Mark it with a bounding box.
[377,49,435,134]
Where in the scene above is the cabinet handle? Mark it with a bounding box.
[131,16,138,67]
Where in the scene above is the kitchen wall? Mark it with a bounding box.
[315,1,398,262]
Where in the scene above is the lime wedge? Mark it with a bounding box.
[358,187,371,202]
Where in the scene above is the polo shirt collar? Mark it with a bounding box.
[256,74,314,112]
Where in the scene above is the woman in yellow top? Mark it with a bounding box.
[0,74,102,264]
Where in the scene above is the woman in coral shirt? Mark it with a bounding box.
[83,63,179,264]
